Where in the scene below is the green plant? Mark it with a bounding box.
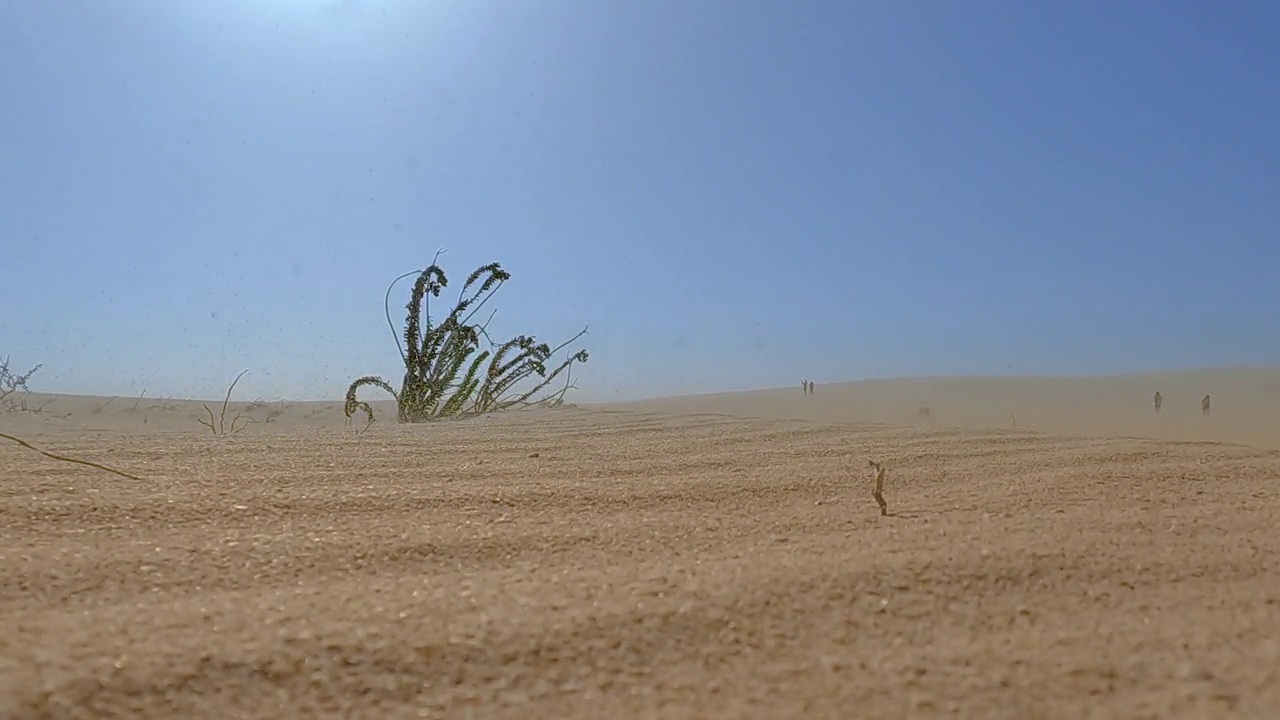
[345,253,589,425]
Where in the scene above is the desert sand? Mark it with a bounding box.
[2,368,1279,719]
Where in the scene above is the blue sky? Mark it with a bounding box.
[2,0,1278,402]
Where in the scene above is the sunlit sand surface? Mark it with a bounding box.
[3,368,1278,718]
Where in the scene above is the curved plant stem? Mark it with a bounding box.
[0,432,143,481]
[385,248,447,365]
[348,254,590,424]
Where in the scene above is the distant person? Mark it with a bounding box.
[808,380,815,395]
[802,379,809,395]
[1153,391,1162,413]
[1202,394,1211,416]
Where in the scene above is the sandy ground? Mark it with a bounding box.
[2,369,1280,719]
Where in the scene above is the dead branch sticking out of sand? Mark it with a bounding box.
[197,369,250,436]
[90,396,117,415]
[1,354,42,413]
[347,413,375,436]
[868,460,888,516]
[0,431,143,481]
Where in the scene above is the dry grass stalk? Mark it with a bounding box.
[90,396,116,415]
[0,431,143,481]
[147,395,180,411]
[348,413,375,436]
[264,401,288,423]
[1,355,42,413]
[244,399,288,423]
[868,460,888,516]
[197,370,251,435]
[0,355,66,417]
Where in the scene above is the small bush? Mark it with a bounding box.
[1,355,42,414]
[345,254,589,425]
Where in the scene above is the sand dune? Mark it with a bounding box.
[610,367,1280,450]
[2,369,1279,718]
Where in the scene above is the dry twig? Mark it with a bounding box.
[868,460,888,516]
[350,414,375,436]
[1,355,42,413]
[0,431,143,481]
[197,369,251,435]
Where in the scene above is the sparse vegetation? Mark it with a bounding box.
[1,354,43,414]
[869,460,888,516]
[90,396,116,415]
[0,430,144,480]
[240,398,288,423]
[344,253,589,426]
[147,395,181,412]
[305,403,337,420]
[264,400,289,424]
[197,370,251,435]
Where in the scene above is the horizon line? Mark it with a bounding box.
[15,363,1279,407]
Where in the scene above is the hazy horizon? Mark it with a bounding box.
[12,364,1279,408]
[4,1,1279,404]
